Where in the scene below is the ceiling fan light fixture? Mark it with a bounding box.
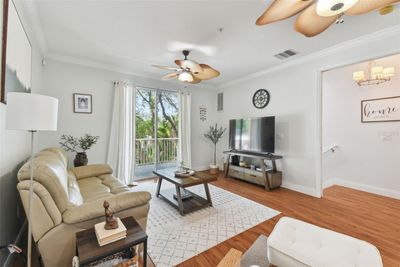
[178,72,193,83]
[316,0,359,17]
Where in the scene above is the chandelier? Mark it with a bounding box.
[353,61,395,86]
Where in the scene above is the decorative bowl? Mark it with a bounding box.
[175,169,195,178]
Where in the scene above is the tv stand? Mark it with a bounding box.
[223,151,283,191]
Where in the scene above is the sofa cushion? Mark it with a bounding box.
[63,191,151,224]
[78,177,112,202]
[18,148,70,213]
[71,164,113,179]
[41,147,68,167]
[99,174,129,194]
[267,217,383,267]
[17,181,62,242]
[77,173,130,202]
[67,171,83,206]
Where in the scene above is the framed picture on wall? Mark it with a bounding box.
[73,93,92,113]
[361,96,400,123]
[1,0,32,104]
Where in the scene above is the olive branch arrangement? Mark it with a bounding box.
[59,134,99,153]
[204,124,226,166]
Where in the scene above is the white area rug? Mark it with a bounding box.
[132,182,280,267]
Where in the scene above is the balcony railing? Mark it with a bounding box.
[135,138,179,166]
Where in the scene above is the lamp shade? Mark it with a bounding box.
[353,70,365,81]
[371,66,384,79]
[6,92,58,131]
[383,67,395,77]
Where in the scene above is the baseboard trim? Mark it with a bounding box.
[281,181,317,197]
[324,179,400,199]
[3,220,27,267]
[194,166,318,198]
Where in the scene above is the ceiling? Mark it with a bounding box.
[21,0,400,87]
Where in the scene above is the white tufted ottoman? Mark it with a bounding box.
[267,217,383,267]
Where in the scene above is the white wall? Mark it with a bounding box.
[217,27,400,197]
[0,2,44,265]
[190,89,218,170]
[217,66,318,195]
[36,59,217,170]
[322,54,400,199]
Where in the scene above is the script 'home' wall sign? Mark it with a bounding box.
[361,96,400,123]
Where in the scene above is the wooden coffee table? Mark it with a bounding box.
[76,217,149,266]
[153,169,217,216]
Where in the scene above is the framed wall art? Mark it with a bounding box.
[361,96,400,123]
[73,93,92,113]
[200,106,207,121]
[1,0,32,104]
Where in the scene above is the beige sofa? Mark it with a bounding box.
[17,147,151,267]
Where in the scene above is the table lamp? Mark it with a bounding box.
[6,92,58,267]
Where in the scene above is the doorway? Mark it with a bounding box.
[134,88,180,179]
[320,53,400,198]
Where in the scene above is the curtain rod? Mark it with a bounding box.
[114,81,188,93]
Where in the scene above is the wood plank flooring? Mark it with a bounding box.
[177,173,400,267]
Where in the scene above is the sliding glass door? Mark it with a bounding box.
[134,88,179,179]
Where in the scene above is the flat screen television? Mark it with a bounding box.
[229,116,275,153]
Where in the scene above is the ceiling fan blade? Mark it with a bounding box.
[294,3,339,37]
[161,73,179,80]
[175,59,203,73]
[346,0,400,15]
[189,77,202,84]
[152,65,181,71]
[256,0,314,25]
[193,64,220,80]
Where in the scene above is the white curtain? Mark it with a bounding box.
[178,91,192,168]
[107,81,135,185]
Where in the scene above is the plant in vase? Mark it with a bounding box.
[59,134,99,167]
[204,124,226,174]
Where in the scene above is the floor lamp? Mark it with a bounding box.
[6,92,58,267]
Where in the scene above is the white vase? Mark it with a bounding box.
[209,164,219,174]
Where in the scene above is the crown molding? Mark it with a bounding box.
[16,0,48,54]
[218,25,400,89]
[45,53,218,91]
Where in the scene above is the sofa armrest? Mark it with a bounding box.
[62,191,151,224]
[70,164,113,179]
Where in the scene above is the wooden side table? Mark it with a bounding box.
[76,217,148,266]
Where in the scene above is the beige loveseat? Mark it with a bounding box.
[17,147,151,267]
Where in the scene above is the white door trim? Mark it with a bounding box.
[315,50,400,198]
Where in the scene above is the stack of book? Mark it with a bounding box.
[94,218,127,246]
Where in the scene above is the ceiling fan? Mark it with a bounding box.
[256,0,399,37]
[153,50,220,84]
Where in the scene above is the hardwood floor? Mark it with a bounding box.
[178,173,400,267]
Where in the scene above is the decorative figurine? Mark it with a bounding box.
[103,200,118,230]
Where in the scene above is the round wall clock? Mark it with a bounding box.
[252,89,270,109]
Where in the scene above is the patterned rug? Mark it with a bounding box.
[132,182,280,267]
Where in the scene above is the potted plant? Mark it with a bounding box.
[204,124,226,174]
[59,134,99,167]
